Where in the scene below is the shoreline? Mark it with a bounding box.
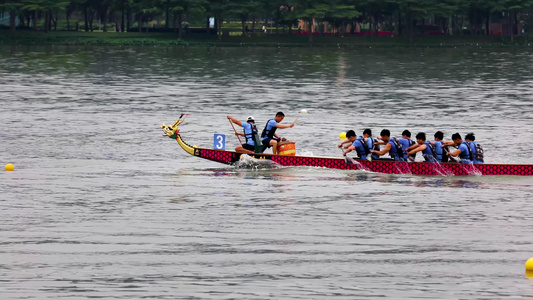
[1,31,532,48]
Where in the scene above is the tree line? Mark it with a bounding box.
[1,0,533,41]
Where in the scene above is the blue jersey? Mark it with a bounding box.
[241,122,255,146]
[354,136,379,160]
[433,140,444,162]
[458,142,472,163]
[261,119,278,141]
[467,141,484,164]
[352,138,368,160]
[398,138,413,160]
[388,139,403,161]
[422,141,436,162]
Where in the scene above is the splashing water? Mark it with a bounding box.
[460,161,482,176]
[395,162,413,175]
[428,161,455,176]
[352,158,371,172]
[298,148,314,157]
[233,154,281,170]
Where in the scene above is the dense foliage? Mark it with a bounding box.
[1,0,533,41]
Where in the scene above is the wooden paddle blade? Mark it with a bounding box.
[345,157,354,165]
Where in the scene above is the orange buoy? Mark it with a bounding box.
[277,140,296,156]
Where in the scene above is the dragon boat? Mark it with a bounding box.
[162,115,533,176]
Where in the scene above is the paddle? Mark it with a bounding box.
[340,147,354,165]
[292,117,299,126]
[228,119,243,146]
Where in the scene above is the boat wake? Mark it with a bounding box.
[233,154,282,170]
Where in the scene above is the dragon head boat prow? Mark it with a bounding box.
[161,113,188,138]
[161,113,196,156]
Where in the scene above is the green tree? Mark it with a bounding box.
[20,0,69,33]
[0,0,22,34]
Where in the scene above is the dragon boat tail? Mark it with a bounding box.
[161,115,533,176]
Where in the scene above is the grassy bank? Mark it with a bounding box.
[1,30,532,48]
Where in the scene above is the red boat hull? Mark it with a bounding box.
[195,147,533,176]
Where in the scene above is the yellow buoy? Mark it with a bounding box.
[526,258,533,271]
[339,132,346,140]
[300,109,308,114]
[5,163,14,171]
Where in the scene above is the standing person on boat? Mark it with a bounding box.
[370,129,405,161]
[261,111,295,155]
[446,133,473,163]
[398,130,416,161]
[405,132,437,162]
[227,115,262,155]
[465,133,484,164]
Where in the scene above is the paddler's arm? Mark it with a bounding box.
[227,115,242,126]
[371,143,391,156]
[441,140,455,147]
[407,144,426,156]
[337,139,351,148]
[342,145,356,156]
[235,132,245,137]
[447,148,461,157]
[405,143,420,152]
[275,123,294,129]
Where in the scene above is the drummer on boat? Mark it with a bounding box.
[261,111,295,155]
[227,115,261,155]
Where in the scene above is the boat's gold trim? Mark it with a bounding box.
[176,134,195,156]
[162,115,197,156]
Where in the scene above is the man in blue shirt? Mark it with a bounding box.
[405,132,437,162]
[398,130,415,161]
[446,133,472,163]
[340,130,361,158]
[261,111,295,155]
[370,129,404,161]
[227,115,261,154]
[339,129,379,160]
[465,133,484,164]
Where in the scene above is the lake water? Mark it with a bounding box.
[1,45,533,299]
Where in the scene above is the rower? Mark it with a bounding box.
[227,115,262,154]
[406,132,437,162]
[430,131,449,163]
[261,111,295,155]
[350,129,372,160]
[465,133,484,164]
[359,128,380,160]
[446,133,472,163]
[370,129,405,161]
[338,130,355,149]
[341,130,360,158]
[398,130,416,161]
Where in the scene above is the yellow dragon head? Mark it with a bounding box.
[161,113,187,138]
